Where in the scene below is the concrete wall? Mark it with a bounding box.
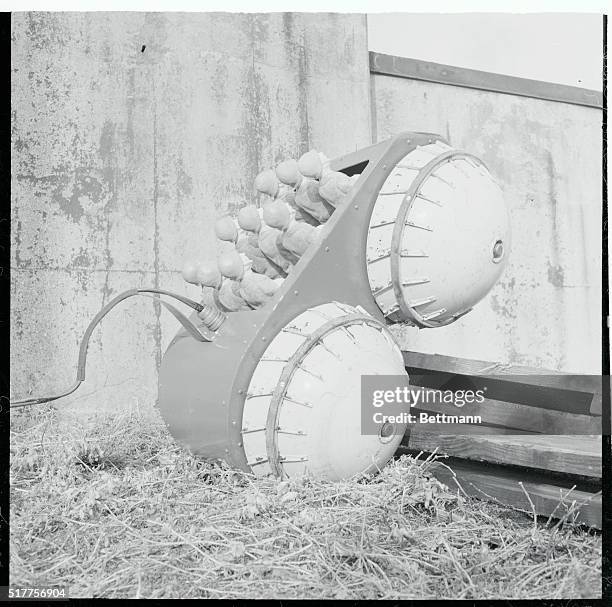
[372,74,602,373]
[11,12,371,412]
[11,13,601,419]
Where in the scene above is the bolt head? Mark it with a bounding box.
[492,240,505,263]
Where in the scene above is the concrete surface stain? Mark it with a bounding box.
[212,60,229,107]
[238,15,273,206]
[547,261,565,287]
[126,68,136,157]
[98,120,117,300]
[545,149,563,274]
[176,162,194,198]
[490,292,517,320]
[152,108,163,372]
[251,13,270,65]
[71,248,93,268]
[99,120,116,166]
[53,175,84,223]
[281,14,310,157]
[14,220,22,267]
[25,12,66,51]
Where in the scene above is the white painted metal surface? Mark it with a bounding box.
[366,141,510,327]
[242,302,408,480]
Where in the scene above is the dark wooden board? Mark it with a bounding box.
[407,396,601,435]
[429,459,602,528]
[398,351,604,526]
[403,351,601,395]
[404,432,602,478]
[405,420,533,436]
[403,351,603,419]
[590,392,603,415]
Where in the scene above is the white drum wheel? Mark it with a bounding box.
[366,141,510,327]
[241,302,409,480]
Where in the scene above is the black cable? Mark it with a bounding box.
[10,288,223,408]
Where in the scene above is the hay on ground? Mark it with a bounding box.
[9,404,602,599]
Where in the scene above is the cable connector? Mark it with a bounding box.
[198,304,226,332]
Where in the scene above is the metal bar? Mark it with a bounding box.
[369,52,603,109]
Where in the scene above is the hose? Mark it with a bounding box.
[9,288,225,408]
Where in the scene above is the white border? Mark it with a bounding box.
[4,2,609,13]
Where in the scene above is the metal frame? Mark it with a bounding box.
[158,131,442,472]
[370,52,603,110]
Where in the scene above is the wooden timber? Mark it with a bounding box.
[399,351,604,528]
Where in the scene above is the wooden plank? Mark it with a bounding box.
[406,433,602,477]
[403,351,601,394]
[403,351,602,417]
[590,392,603,415]
[398,423,532,458]
[408,397,601,435]
[429,460,602,528]
[405,422,529,437]
[369,52,604,110]
[403,350,565,378]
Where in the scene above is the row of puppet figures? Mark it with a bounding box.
[182,150,358,312]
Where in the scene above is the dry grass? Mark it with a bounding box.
[10,404,602,599]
